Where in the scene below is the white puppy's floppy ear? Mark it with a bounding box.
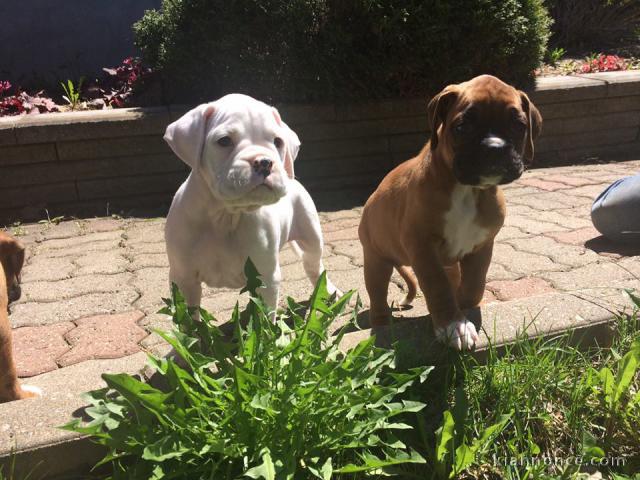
[272,108,300,179]
[164,103,216,169]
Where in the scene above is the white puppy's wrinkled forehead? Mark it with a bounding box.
[212,93,275,124]
[208,94,276,130]
[214,93,272,112]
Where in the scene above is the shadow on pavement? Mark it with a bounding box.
[338,306,484,368]
[585,235,640,257]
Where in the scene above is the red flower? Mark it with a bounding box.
[580,54,626,74]
[0,80,11,96]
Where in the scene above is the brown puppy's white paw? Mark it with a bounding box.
[435,318,479,351]
[20,384,43,398]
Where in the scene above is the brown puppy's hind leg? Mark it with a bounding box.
[396,265,417,307]
[363,247,393,326]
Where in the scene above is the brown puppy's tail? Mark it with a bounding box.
[396,265,417,307]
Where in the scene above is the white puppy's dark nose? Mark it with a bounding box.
[252,158,273,177]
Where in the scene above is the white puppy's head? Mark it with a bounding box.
[164,94,300,211]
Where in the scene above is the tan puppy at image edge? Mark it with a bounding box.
[358,75,542,351]
[0,232,41,403]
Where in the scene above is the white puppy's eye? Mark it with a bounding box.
[217,136,233,147]
[274,137,284,149]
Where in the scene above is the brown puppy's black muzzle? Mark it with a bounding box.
[453,135,524,186]
[498,159,524,184]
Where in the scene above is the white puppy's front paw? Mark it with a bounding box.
[435,318,479,351]
[326,279,343,299]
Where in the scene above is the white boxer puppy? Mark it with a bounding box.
[164,94,339,312]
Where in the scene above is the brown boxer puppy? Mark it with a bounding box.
[358,75,541,350]
[0,231,41,402]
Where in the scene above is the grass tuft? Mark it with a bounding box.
[397,308,640,479]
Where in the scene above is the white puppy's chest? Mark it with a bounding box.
[197,231,248,288]
[442,185,491,260]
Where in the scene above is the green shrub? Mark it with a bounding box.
[64,260,430,479]
[133,0,551,104]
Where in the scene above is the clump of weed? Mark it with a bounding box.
[65,260,430,479]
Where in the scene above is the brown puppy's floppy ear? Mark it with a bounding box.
[272,107,301,179]
[427,85,459,151]
[11,243,24,284]
[519,91,543,164]
[0,233,25,286]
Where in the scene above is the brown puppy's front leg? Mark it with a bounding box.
[445,262,461,293]
[0,236,41,403]
[458,241,494,310]
[410,245,479,350]
[362,246,394,326]
[411,249,459,325]
[0,291,40,402]
[0,312,35,402]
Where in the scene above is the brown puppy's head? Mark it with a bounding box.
[427,75,542,187]
[0,231,25,303]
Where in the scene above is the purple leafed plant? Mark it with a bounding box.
[100,57,153,107]
[0,82,59,117]
[0,57,154,117]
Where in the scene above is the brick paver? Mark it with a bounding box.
[543,175,599,187]
[487,278,556,301]
[517,178,572,191]
[5,160,640,377]
[57,311,147,367]
[548,226,602,245]
[12,322,75,376]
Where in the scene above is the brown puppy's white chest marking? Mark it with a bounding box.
[442,184,491,260]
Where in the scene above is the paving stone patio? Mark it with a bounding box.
[6,160,640,379]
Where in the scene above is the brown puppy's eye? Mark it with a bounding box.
[455,111,476,135]
[217,136,233,147]
[274,137,284,149]
[455,121,470,134]
[511,117,527,134]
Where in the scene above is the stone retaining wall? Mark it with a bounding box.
[1,71,639,223]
